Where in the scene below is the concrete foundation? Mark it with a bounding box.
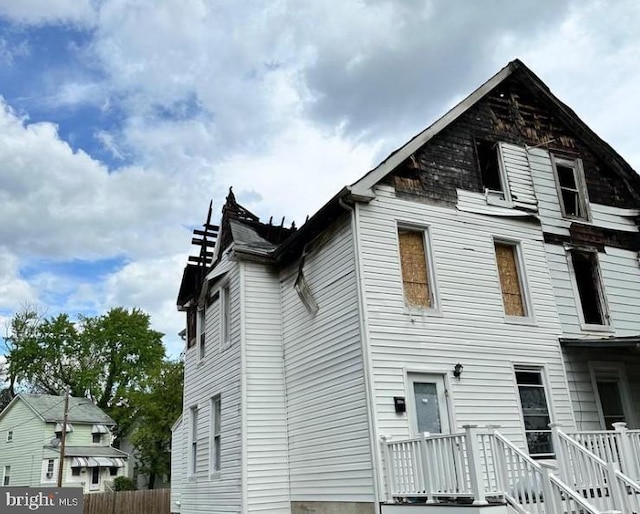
[292,501,376,514]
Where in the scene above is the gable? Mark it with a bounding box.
[350,60,640,212]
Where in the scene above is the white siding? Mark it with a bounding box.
[562,349,640,431]
[181,257,243,514]
[243,262,290,513]
[281,215,374,503]
[171,417,184,513]
[359,186,574,455]
[501,142,538,211]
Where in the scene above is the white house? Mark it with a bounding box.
[172,60,640,514]
[0,393,128,493]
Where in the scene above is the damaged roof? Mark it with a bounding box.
[178,59,640,305]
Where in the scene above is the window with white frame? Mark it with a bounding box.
[189,406,198,476]
[198,307,206,360]
[45,459,55,480]
[3,465,10,486]
[210,395,221,474]
[552,155,589,220]
[494,240,530,318]
[515,367,553,457]
[569,249,609,326]
[220,285,231,348]
[397,226,438,310]
[6,430,13,442]
[475,139,510,203]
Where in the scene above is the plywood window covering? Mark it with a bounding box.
[495,242,526,317]
[398,228,431,308]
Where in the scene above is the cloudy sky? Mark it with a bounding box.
[0,0,639,356]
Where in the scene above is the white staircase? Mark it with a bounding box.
[382,424,640,513]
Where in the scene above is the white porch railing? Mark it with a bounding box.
[381,426,602,513]
[566,422,640,481]
[552,424,640,513]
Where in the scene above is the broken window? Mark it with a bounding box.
[220,284,231,347]
[570,250,608,325]
[198,307,206,360]
[494,241,527,317]
[186,308,197,349]
[552,156,589,219]
[515,368,553,457]
[398,227,435,309]
[475,139,505,194]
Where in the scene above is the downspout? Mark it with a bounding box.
[338,196,382,514]
[239,261,249,514]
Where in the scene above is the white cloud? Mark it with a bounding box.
[0,0,96,26]
[0,99,203,260]
[0,248,35,310]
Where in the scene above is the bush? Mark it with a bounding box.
[113,476,136,491]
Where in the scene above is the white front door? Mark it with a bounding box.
[408,373,450,436]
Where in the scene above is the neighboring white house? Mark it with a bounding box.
[0,393,128,493]
[172,60,640,514]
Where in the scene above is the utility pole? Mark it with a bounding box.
[57,386,70,487]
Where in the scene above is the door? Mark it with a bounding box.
[408,373,450,435]
[590,363,633,430]
[90,467,100,490]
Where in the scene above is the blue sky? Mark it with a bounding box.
[1,0,639,357]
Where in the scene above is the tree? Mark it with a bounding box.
[130,359,183,489]
[4,306,166,439]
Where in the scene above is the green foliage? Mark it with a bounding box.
[4,306,166,439]
[113,476,137,491]
[131,360,184,489]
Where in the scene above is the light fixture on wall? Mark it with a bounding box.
[453,363,463,380]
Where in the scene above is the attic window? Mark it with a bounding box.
[475,139,506,194]
[552,156,589,220]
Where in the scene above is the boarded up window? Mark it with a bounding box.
[495,242,526,316]
[398,228,432,308]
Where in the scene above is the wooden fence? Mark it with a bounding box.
[84,489,170,514]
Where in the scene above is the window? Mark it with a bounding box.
[552,155,589,219]
[210,396,221,474]
[569,250,609,326]
[475,139,510,203]
[589,363,632,429]
[221,285,230,347]
[109,467,118,477]
[397,227,437,309]
[515,368,553,457]
[72,467,81,477]
[45,459,55,480]
[189,406,198,476]
[198,307,206,360]
[6,430,13,442]
[494,241,528,317]
[3,465,10,486]
[92,433,101,444]
[187,308,197,349]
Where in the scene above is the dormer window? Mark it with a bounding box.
[475,139,510,203]
[552,155,589,220]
